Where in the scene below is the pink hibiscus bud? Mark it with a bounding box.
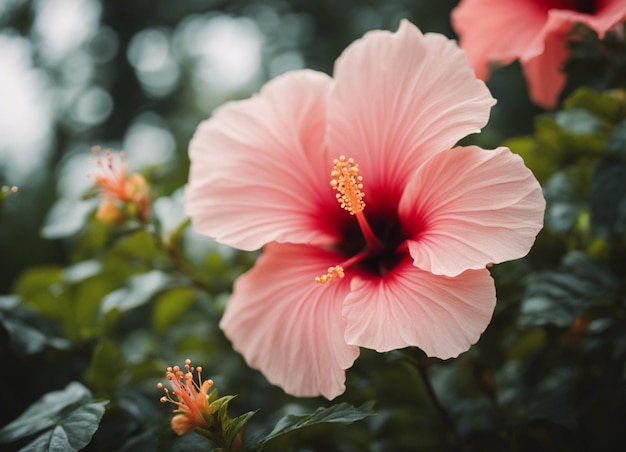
[185,20,546,399]
[89,146,151,222]
[452,0,626,109]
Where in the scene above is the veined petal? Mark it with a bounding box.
[327,19,495,208]
[343,258,496,359]
[400,146,545,277]
[219,243,360,400]
[186,70,339,251]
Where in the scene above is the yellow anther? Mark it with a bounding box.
[315,265,345,284]
[331,155,365,215]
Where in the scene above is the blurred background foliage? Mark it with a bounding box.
[0,0,625,451]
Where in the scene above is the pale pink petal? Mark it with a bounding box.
[343,258,496,359]
[219,242,360,400]
[186,70,340,251]
[327,19,495,210]
[452,0,550,80]
[399,146,545,277]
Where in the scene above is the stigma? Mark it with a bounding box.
[316,156,383,284]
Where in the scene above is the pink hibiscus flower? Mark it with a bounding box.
[185,20,545,400]
[452,0,626,109]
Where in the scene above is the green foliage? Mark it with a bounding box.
[0,295,70,354]
[0,382,108,451]
[2,2,626,451]
[254,401,375,450]
[193,394,257,450]
[521,251,617,328]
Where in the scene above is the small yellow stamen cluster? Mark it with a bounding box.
[315,265,345,284]
[330,156,365,215]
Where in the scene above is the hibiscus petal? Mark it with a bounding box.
[186,70,339,251]
[452,0,550,80]
[453,0,626,109]
[327,19,495,207]
[548,0,626,40]
[400,146,545,277]
[343,258,496,359]
[219,243,360,400]
[523,2,626,109]
[521,24,571,110]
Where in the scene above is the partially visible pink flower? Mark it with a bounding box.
[452,0,626,109]
[185,20,545,399]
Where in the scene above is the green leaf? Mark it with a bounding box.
[223,410,256,448]
[0,382,108,450]
[562,87,625,124]
[590,160,626,235]
[0,295,70,354]
[543,165,590,233]
[554,108,609,136]
[21,402,108,452]
[84,338,125,397]
[256,401,375,448]
[505,136,556,184]
[607,120,626,156]
[520,252,618,328]
[63,259,102,284]
[41,199,96,239]
[152,287,197,332]
[99,270,172,315]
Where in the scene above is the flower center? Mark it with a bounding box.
[544,0,595,14]
[316,156,404,284]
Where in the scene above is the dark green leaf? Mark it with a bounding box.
[223,410,256,447]
[85,339,125,396]
[21,402,108,452]
[543,165,590,233]
[590,160,626,235]
[256,401,375,447]
[99,270,172,315]
[520,252,617,327]
[562,87,624,124]
[0,295,70,353]
[0,382,107,449]
[152,287,197,332]
[607,120,626,156]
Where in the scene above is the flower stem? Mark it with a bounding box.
[412,352,461,448]
[146,219,214,293]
